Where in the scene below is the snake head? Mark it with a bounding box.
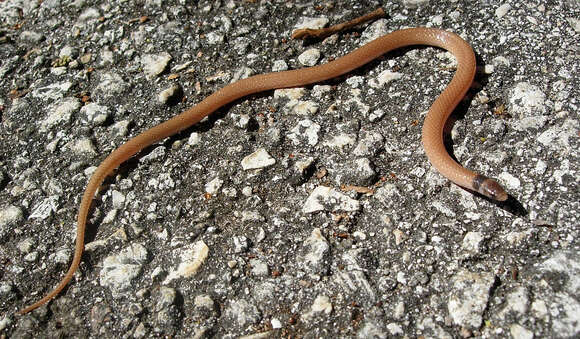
[473,175,508,201]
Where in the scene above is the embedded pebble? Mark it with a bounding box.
[76,7,101,25]
[357,321,387,338]
[163,240,209,284]
[80,103,110,126]
[291,100,319,116]
[250,259,269,276]
[99,243,149,295]
[298,228,330,275]
[19,30,44,43]
[448,269,495,329]
[302,186,360,213]
[509,82,547,118]
[272,60,288,72]
[370,70,403,88]
[232,236,249,253]
[334,157,376,186]
[40,97,81,131]
[322,133,356,149]
[274,88,306,100]
[496,286,529,319]
[224,299,261,328]
[368,109,386,122]
[205,177,224,195]
[353,131,384,156]
[498,172,521,191]
[28,195,59,220]
[69,137,97,155]
[302,295,332,322]
[460,232,485,258]
[287,119,321,146]
[496,4,512,18]
[537,118,578,151]
[188,132,201,146]
[141,52,172,80]
[298,48,321,67]
[334,270,376,305]
[157,84,183,105]
[293,17,329,31]
[111,190,125,209]
[205,31,224,45]
[417,318,453,339]
[360,19,389,45]
[387,323,404,336]
[17,238,35,253]
[94,73,128,100]
[241,148,275,170]
[403,0,430,8]
[509,324,533,339]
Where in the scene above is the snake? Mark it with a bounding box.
[18,27,508,315]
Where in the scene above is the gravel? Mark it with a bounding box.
[0,0,578,337]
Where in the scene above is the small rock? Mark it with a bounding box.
[448,269,495,329]
[80,103,110,126]
[297,228,330,275]
[287,119,321,146]
[241,148,275,170]
[99,243,149,295]
[141,52,172,80]
[232,236,249,253]
[28,196,59,220]
[205,31,224,45]
[69,138,97,155]
[403,0,430,9]
[460,232,485,258]
[293,16,329,31]
[357,321,387,338]
[509,324,533,339]
[272,60,288,72]
[0,205,25,238]
[224,299,261,328]
[302,186,360,213]
[157,84,183,105]
[370,70,403,88]
[496,4,512,18]
[298,48,321,67]
[302,295,332,322]
[163,241,209,284]
[250,259,269,276]
[205,177,223,195]
[19,31,44,43]
[40,97,81,131]
[94,73,128,100]
[509,82,547,118]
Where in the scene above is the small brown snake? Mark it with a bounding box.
[18,22,508,315]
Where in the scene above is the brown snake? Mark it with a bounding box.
[18,24,508,315]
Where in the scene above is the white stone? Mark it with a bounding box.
[495,4,512,18]
[205,177,224,195]
[241,148,275,170]
[40,97,80,131]
[163,241,209,284]
[99,244,148,294]
[302,186,360,213]
[298,48,321,67]
[448,270,495,329]
[141,52,172,80]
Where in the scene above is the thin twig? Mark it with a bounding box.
[291,8,386,40]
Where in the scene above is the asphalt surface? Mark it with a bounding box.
[1,0,579,338]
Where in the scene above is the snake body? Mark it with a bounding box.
[18,27,507,315]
